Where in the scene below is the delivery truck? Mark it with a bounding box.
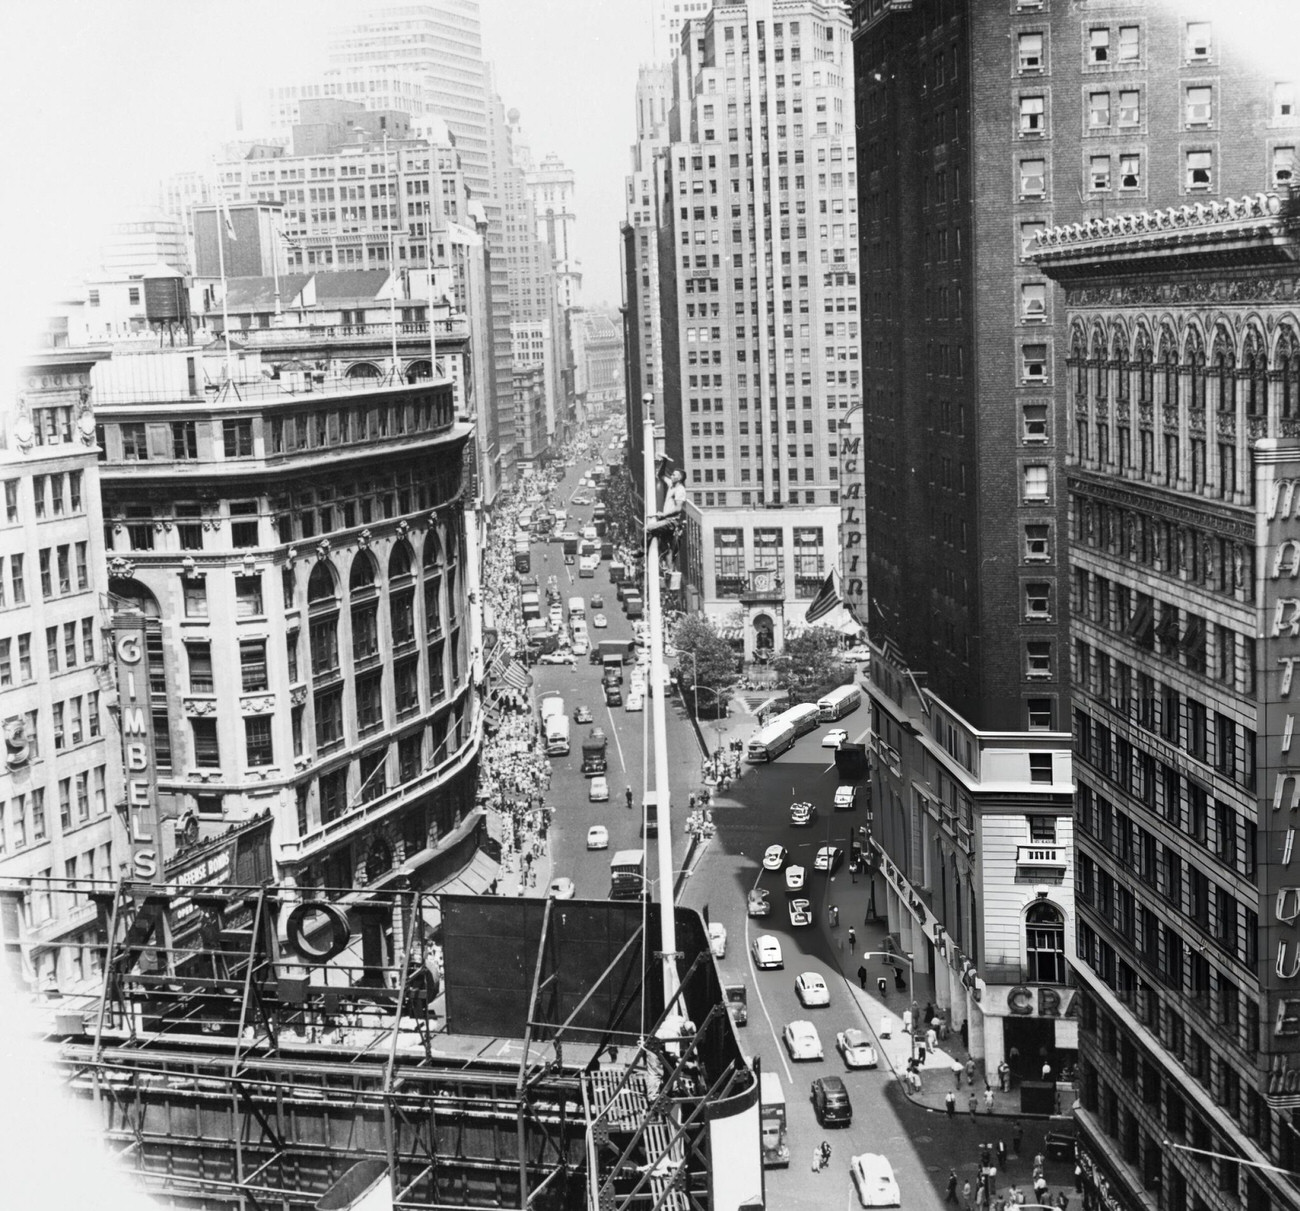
[581,729,608,776]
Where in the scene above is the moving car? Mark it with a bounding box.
[790,801,815,826]
[574,705,594,723]
[834,785,858,810]
[795,972,831,1007]
[604,685,623,707]
[814,846,844,874]
[590,594,604,609]
[538,651,575,665]
[788,898,813,927]
[592,613,608,628]
[822,728,849,748]
[850,1154,900,1208]
[782,1020,823,1062]
[571,493,592,505]
[836,1029,879,1069]
[811,1076,853,1127]
[841,646,872,664]
[625,693,644,713]
[747,888,771,917]
[751,935,783,969]
[762,844,788,871]
[586,825,609,850]
[548,878,575,900]
[785,865,806,892]
[589,776,610,802]
[708,922,728,959]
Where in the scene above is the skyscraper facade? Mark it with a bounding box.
[660,0,857,651]
[526,153,582,311]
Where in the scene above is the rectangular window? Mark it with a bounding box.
[187,642,214,693]
[1027,698,1054,730]
[1186,21,1211,61]
[1120,154,1142,190]
[1021,283,1046,320]
[1020,96,1045,134]
[1020,221,1046,258]
[1024,465,1050,501]
[1186,150,1212,189]
[171,421,198,460]
[1118,25,1140,62]
[1022,344,1048,382]
[183,578,208,618]
[356,671,384,734]
[1118,90,1140,127]
[121,423,148,460]
[1027,641,1052,677]
[1020,159,1046,198]
[244,716,274,766]
[235,574,263,618]
[191,718,220,768]
[75,542,88,589]
[1277,82,1296,119]
[1186,86,1213,126]
[1088,92,1111,128]
[1089,28,1110,63]
[1090,155,1111,191]
[222,419,254,458]
[81,617,94,663]
[1023,403,1049,441]
[240,640,268,692]
[1274,145,1295,187]
[1018,32,1044,71]
[1026,581,1052,618]
[314,687,344,749]
[38,548,52,598]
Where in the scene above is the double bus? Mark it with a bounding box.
[746,718,798,764]
[609,849,647,900]
[774,702,820,738]
[817,684,862,723]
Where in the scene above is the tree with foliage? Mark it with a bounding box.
[771,627,855,704]
[671,614,740,716]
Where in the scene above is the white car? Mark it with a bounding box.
[625,694,644,713]
[592,614,608,628]
[790,801,814,826]
[834,785,858,809]
[841,647,872,664]
[762,844,788,871]
[581,526,598,541]
[788,898,813,927]
[795,972,831,1007]
[548,878,575,900]
[836,1028,879,1069]
[586,825,609,850]
[822,728,849,748]
[538,651,576,665]
[850,1153,900,1207]
[589,776,610,802]
[785,865,806,892]
[708,922,727,959]
[751,934,783,969]
[814,846,844,873]
[782,1020,824,1062]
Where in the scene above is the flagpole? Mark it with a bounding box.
[213,175,234,384]
[385,132,399,382]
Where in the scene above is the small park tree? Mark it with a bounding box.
[771,627,854,704]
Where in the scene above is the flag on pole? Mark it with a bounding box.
[218,185,238,242]
[804,568,841,624]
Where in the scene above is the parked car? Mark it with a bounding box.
[841,646,872,664]
[785,865,806,892]
[751,935,783,969]
[822,728,849,748]
[548,878,575,900]
[788,898,813,927]
[763,844,788,871]
[795,972,831,1007]
[811,1076,853,1127]
[589,776,610,802]
[592,613,608,628]
[586,825,609,850]
[850,1154,900,1207]
[746,888,771,917]
[836,1028,879,1069]
[625,693,644,712]
[782,1020,824,1062]
[708,922,727,959]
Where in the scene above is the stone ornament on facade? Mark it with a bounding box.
[395,519,410,538]
[357,528,373,549]
[107,557,136,579]
[203,518,222,531]
[289,687,308,707]
[184,698,218,716]
[241,696,275,714]
[315,538,332,559]
[76,390,96,444]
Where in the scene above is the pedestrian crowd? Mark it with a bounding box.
[942,1133,1073,1210]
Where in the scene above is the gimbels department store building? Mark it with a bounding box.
[1034,193,1300,1209]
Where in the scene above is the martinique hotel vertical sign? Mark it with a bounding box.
[112,609,165,884]
[1257,440,1300,1105]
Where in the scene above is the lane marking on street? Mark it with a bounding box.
[606,703,628,775]
[744,911,794,1085]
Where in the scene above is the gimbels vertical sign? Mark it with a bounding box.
[1256,441,1300,1104]
[113,610,165,883]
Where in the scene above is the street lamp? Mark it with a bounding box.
[861,949,916,1061]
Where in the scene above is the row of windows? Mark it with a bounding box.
[34,544,91,600]
[693,490,831,508]
[1014,22,1215,76]
[30,472,84,520]
[0,766,110,855]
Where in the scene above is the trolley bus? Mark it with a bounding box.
[746,719,798,763]
[817,684,862,723]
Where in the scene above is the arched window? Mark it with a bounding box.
[349,551,377,596]
[1185,328,1206,410]
[1212,325,1236,413]
[1071,328,1087,397]
[388,541,413,580]
[1245,327,1268,418]
[389,542,416,648]
[307,563,340,677]
[423,530,443,571]
[1091,328,1107,401]
[307,562,337,606]
[1158,325,1179,408]
[1025,901,1066,984]
[1112,327,1130,403]
[1134,327,1154,404]
[1279,326,1300,420]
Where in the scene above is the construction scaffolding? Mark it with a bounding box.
[4,877,760,1211]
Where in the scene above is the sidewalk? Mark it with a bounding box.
[484,806,554,898]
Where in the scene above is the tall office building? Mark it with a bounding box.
[526,153,581,311]
[852,0,1300,1195]
[660,1,857,655]
[0,350,122,997]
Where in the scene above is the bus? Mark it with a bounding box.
[817,684,862,723]
[746,719,798,764]
[609,849,646,900]
[514,543,530,574]
[774,702,820,738]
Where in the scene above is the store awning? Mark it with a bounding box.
[433,849,499,897]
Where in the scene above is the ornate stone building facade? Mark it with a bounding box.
[1035,191,1300,1211]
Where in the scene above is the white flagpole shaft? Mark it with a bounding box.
[643,399,679,1006]
[215,187,233,382]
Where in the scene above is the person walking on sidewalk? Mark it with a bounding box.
[968,1093,978,1118]
[966,1058,977,1087]
[945,1090,957,1117]
[954,1064,964,1090]
[983,1086,994,1112]
[945,1169,959,1203]
[848,926,856,949]
[1011,1120,1023,1157]
[998,1059,1010,1092]
[857,964,867,990]
[962,1179,972,1210]
[997,1140,1008,1172]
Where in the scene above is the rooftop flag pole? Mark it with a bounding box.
[212,163,235,382]
[385,132,399,382]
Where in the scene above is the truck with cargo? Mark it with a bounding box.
[521,591,541,622]
[759,1071,790,1167]
[580,729,608,776]
[624,594,644,620]
[591,638,636,666]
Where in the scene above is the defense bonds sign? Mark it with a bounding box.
[1256,442,1300,1103]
